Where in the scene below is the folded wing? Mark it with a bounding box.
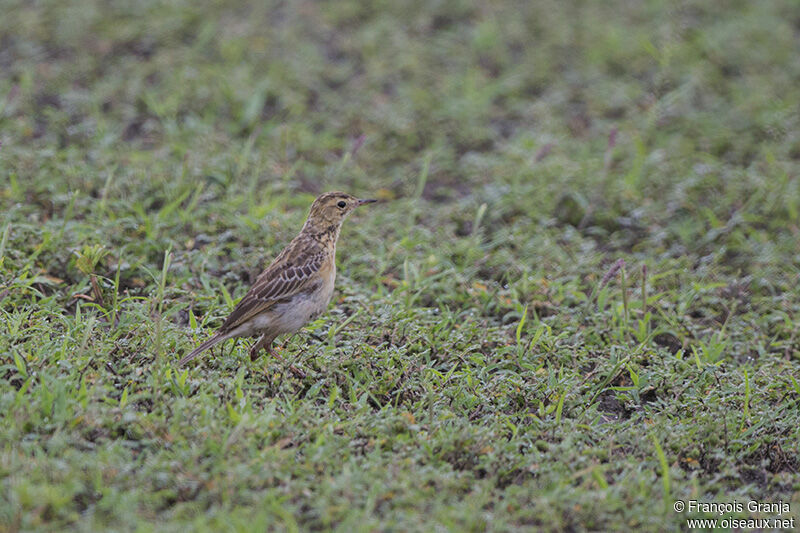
[218,249,327,333]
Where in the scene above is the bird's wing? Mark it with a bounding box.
[218,246,328,333]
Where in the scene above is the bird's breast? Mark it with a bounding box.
[319,257,336,304]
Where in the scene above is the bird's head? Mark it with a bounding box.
[303,192,377,232]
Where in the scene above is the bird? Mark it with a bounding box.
[178,192,377,367]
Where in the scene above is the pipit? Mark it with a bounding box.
[178,192,376,367]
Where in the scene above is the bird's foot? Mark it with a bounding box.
[273,348,306,378]
[272,347,306,378]
[287,364,306,379]
[252,345,305,378]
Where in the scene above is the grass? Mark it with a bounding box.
[1,0,799,530]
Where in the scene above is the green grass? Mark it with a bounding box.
[2,0,799,530]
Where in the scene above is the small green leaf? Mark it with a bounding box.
[13,349,27,378]
[651,433,671,510]
[789,376,800,396]
[226,403,241,423]
[515,305,527,344]
[328,384,340,408]
[555,389,566,425]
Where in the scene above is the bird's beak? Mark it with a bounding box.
[356,198,378,206]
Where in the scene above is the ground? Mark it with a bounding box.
[1,0,799,531]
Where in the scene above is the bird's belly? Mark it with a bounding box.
[271,289,332,333]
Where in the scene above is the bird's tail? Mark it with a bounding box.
[178,333,227,366]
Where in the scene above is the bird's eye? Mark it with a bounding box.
[337,201,347,208]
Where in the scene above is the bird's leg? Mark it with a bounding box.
[249,334,274,361]
[251,334,305,378]
[249,333,297,364]
[278,334,308,378]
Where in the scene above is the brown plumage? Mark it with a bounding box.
[178,192,376,366]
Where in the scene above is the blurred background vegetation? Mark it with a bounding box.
[1,0,799,530]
